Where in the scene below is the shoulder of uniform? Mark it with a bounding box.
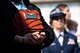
[68,32,77,40]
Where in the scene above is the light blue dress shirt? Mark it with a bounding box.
[11,0,27,10]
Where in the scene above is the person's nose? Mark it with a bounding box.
[57,19,62,22]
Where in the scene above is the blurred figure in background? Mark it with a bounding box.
[42,8,78,53]
[56,4,71,20]
[66,19,78,35]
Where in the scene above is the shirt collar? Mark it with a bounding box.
[11,0,27,10]
[53,29,64,38]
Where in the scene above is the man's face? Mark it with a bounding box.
[51,16,65,29]
[63,7,71,20]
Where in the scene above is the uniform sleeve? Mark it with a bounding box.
[41,27,54,48]
[42,47,50,53]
